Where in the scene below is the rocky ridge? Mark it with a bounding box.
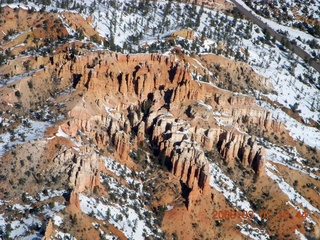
[32,49,286,201]
[0,1,316,239]
[0,47,279,206]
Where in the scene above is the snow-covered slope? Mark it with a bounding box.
[0,0,319,239]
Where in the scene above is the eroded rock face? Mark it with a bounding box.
[171,145,209,191]
[52,146,101,193]
[26,50,283,205]
[41,219,53,240]
[218,130,265,176]
[150,115,210,192]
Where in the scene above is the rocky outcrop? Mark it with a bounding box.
[214,94,271,129]
[52,146,101,192]
[69,191,81,208]
[51,50,271,196]
[150,114,211,196]
[218,130,265,176]
[28,49,281,137]
[42,50,281,203]
[41,219,53,240]
[171,143,209,192]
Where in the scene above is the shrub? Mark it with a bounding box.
[90,34,100,44]
[22,192,30,203]
[49,202,55,209]
[23,60,31,71]
[18,178,26,185]
[15,91,21,98]
[27,80,33,89]
[93,185,99,194]
[43,189,49,196]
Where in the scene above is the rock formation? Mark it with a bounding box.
[218,129,266,176]
[0,4,318,240]
[51,145,101,193]
[41,219,53,240]
[1,48,285,208]
[30,50,282,197]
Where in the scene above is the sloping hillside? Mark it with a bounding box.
[0,1,319,239]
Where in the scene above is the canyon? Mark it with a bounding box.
[0,1,319,239]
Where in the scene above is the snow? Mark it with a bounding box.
[53,215,63,227]
[249,53,320,137]
[266,167,320,213]
[175,130,189,135]
[0,214,6,228]
[210,2,320,135]
[55,231,77,240]
[58,15,75,36]
[0,189,68,238]
[162,111,173,118]
[12,204,30,213]
[259,101,320,149]
[103,156,141,187]
[0,69,42,87]
[16,120,50,141]
[20,233,42,240]
[99,231,115,240]
[79,194,156,239]
[36,190,66,202]
[56,126,71,138]
[2,2,42,11]
[56,126,81,147]
[210,162,257,217]
[232,0,320,57]
[197,101,213,110]
[191,57,214,76]
[166,206,174,211]
[238,224,269,240]
[79,155,161,238]
[3,0,319,142]
[42,202,66,219]
[103,104,118,120]
[9,216,42,239]
[266,162,319,229]
[0,120,51,156]
[1,1,319,239]
[294,229,308,240]
[209,162,271,239]
[0,188,68,238]
[265,143,319,180]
